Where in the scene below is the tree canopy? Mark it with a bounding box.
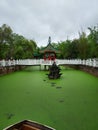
[0,24,37,59]
[0,24,98,60]
[51,25,98,59]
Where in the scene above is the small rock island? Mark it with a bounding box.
[48,62,62,79]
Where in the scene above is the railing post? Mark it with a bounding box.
[8,60,11,66]
[2,60,6,67]
[89,59,92,66]
[15,60,19,65]
[93,59,96,67]
[96,59,98,67]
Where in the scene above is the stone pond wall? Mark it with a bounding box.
[0,66,26,76]
[67,65,98,77]
[79,65,98,77]
[0,64,98,77]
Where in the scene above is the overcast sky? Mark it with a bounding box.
[0,0,98,46]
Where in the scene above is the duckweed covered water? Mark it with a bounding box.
[0,66,98,130]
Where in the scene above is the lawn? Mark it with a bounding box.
[0,66,98,130]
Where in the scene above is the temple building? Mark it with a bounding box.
[40,37,60,60]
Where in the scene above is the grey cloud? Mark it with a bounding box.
[0,0,98,46]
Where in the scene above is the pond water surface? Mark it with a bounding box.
[0,66,98,130]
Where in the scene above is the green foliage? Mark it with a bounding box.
[0,24,37,59]
[87,26,98,58]
[0,24,12,44]
[52,25,98,59]
[0,24,13,59]
[69,39,79,58]
[78,32,88,59]
[1,23,98,59]
[0,44,9,59]
[13,36,37,59]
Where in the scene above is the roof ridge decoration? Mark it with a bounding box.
[40,37,60,54]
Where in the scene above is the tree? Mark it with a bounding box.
[0,24,39,60]
[69,39,79,59]
[57,40,72,59]
[78,32,88,59]
[0,24,12,44]
[87,26,98,58]
[13,34,37,59]
[0,24,13,59]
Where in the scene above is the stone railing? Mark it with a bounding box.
[0,59,98,67]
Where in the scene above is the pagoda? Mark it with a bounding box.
[40,37,60,60]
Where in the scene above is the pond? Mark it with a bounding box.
[0,66,98,130]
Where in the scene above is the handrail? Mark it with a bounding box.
[0,59,98,67]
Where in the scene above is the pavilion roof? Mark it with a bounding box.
[40,43,60,54]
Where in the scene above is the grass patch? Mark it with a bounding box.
[0,66,98,130]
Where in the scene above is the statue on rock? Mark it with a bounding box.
[48,62,62,79]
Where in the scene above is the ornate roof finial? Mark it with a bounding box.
[48,36,51,44]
